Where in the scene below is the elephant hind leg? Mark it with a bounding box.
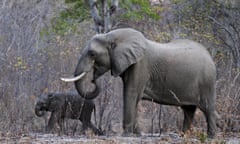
[199,85,217,138]
[181,105,197,132]
[199,106,216,138]
[89,123,104,135]
[81,122,103,135]
[81,122,89,134]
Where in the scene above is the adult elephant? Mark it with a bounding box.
[61,28,217,138]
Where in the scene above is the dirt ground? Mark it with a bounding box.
[1,132,239,144]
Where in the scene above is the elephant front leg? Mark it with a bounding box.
[57,118,65,135]
[46,112,58,133]
[122,95,139,136]
[121,63,148,136]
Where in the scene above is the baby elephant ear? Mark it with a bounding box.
[47,93,57,100]
[47,93,53,98]
[107,29,147,76]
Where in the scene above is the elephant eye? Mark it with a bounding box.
[88,50,96,58]
[110,42,116,49]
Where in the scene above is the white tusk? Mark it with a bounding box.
[60,72,86,82]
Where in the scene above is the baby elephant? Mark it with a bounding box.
[35,92,103,135]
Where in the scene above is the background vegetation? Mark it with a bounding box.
[0,0,239,141]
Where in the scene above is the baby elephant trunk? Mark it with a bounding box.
[35,105,45,117]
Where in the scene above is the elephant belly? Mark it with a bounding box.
[143,84,199,106]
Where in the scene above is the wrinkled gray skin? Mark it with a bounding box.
[35,93,103,135]
[62,28,217,138]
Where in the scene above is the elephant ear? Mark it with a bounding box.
[105,28,147,76]
[47,93,60,111]
[47,93,54,98]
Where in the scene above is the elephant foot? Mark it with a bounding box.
[122,128,141,137]
[95,128,104,136]
[133,127,141,135]
[89,124,104,136]
[122,132,141,137]
[45,127,52,134]
[207,131,216,139]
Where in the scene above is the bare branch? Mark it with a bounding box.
[89,0,103,33]
[209,16,239,64]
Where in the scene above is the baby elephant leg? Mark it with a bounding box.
[181,105,197,132]
[89,123,104,135]
[57,118,65,135]
[80,122,88,134]
[46,112,58,133]
[81,121,104,135]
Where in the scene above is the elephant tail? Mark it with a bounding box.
[215,110,221,120]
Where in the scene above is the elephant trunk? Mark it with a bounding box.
[35,105,45,117]
[74,73,100,100]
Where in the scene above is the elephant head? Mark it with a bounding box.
[61,28,147,99]
[35,104,45,117]
[35,93,54,117]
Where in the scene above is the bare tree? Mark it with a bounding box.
[89,0,119,33]
[209,5,240,68]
